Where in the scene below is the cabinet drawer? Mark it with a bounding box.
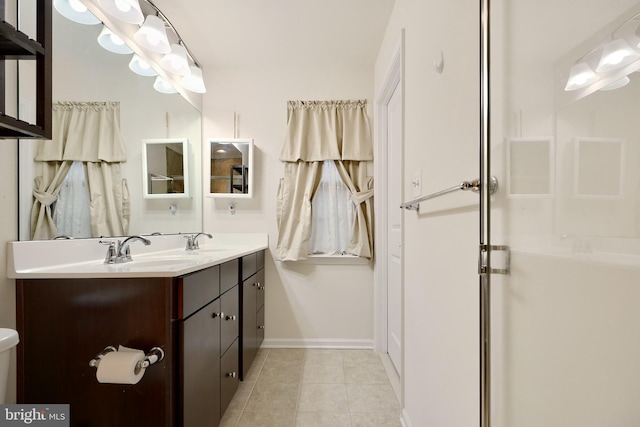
[241,253,257,281]
[257,250,265,270]
[220,259,239,294]
[221,285,239,354]
[220,338,239,416]
[181,266,220,319]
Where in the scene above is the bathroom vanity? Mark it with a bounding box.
[8,234,267,427]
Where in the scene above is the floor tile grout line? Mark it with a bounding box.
[234,348,269,426]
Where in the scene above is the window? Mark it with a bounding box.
[308,160,356,255]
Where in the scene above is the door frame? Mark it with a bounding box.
[373,29,405,391]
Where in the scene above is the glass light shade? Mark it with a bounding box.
[97,26,134,54]
[160,44,190,75]
[564,62,599,91]
[98,0,144,24]
[596,38,640,72]
[54,0,100,25]
[129,54,157,76]
[181,66,207,93]
[600,75,630,91]
[153,76,178,94]
[134,15,171,54]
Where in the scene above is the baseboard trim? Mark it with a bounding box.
[262,338,374,349]
[400,408,413,427]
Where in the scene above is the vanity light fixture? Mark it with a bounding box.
[134,15,171,54]
[595,38,640,72]
[153,76,178,94]
[181,65,207,93]
[599,75,630,90]
[56,0,206,101]
[129,54,158,76]
[564,62,599,91]
[54,0,100,25]
[97,26,134,54]
[159,43,190,75]
[98,0,144,24]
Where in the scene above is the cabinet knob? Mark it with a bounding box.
[213,312,224,319]
[258,325,265,329]
[256,282,264,290]
[226,372,237,378]
[225,314,237,321]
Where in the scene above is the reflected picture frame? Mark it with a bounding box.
[573,137,625,199]
[141,138,191,199]
[506,137,555,197]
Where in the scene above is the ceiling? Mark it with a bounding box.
[151,0,396,68]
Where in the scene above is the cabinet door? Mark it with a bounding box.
[256,269,265,310]
[221,285,239,355]
[257,306,265,349]
[220,339,239,415]
[241,274,258,380]
[182,299,221,427]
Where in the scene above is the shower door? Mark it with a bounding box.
[487,0,640,426]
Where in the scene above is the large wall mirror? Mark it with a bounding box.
[17,8,203,240]
[205,138,254,198]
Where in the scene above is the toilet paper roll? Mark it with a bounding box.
[96,349,146,384]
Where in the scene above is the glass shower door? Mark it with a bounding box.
[488,0,640,426]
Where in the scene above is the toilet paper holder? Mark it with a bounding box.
[89,345,165,370]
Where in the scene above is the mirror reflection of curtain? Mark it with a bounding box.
[53,161,91,238]
[31,101,129,239]
[276,100,374,261]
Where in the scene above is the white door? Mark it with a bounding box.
[387,82,403,373]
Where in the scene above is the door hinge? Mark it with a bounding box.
[478,244,510,275]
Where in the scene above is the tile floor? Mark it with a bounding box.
[219,348,401,427]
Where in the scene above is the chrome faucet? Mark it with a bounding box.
[100,236,151,264]
[185,232,212,251]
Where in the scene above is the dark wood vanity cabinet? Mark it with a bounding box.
[15,250,265,427]
[240,250,265,379]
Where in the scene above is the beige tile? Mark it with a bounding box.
[226,381,254,411]
[266,348,306,363]
[341,349,381,364]
[347,384,400,413]
[295,411,352,427]
[304,349,344,364]
[350,411,402,427]
[244,382,300,412]
[344,360,390,384]
[258,360,304,384]
[237,411,296,427]
[219,409,242,427]
[302,361,345,384]
[298,383,349,412]
[244,358,266,383]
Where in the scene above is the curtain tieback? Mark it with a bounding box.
[352,188,374,205]
[33,189,58,206]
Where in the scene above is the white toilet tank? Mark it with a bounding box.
[0,328,19,403]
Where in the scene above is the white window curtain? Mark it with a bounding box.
[31,101,129,239]
[309,160,356,255]
[276,100,374,261]
[53,160,92,238]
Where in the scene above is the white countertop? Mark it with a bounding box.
[7,233,268,279]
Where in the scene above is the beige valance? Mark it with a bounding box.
[280,100,373,162]
[35,101,127,163]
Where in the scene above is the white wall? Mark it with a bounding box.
[375,0,481,425]
[201,64,375,346]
